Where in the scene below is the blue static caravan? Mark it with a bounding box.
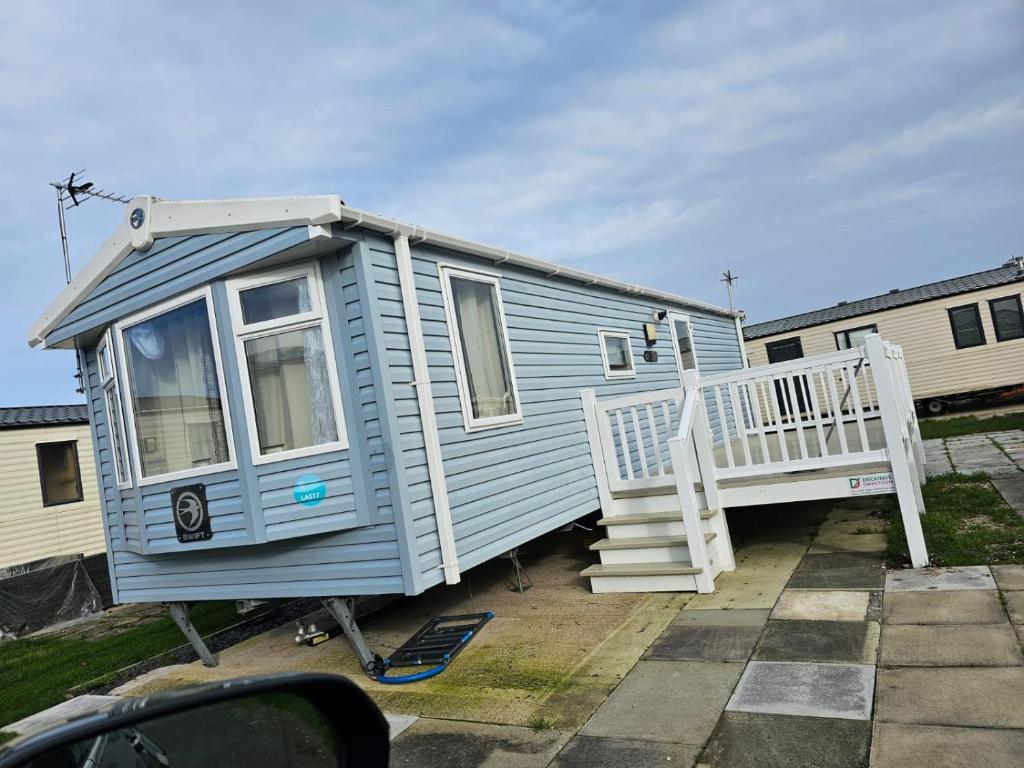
[29,195,747,664]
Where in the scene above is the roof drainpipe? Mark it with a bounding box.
[392,233,461,585]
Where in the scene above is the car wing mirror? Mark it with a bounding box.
[0,673,389,768]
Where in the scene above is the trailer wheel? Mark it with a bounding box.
[924,398,946,415]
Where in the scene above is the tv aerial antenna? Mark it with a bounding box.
[721,269,739,312]
[48,171,131,392]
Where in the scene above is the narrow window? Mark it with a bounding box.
[439,265,522,431]
[948,304,986,349]
[989,295,1024,342]
[834,324,878,350]
[598,330,635,379]
[118,290,233,481]
[670,314,699,373]
[37,441,84,506]
[98,331,132,487]
[228,263,347,463]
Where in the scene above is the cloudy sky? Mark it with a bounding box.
[1,0,1021,405]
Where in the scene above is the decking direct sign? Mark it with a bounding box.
[848,473,895,496]
[171,483,213,543]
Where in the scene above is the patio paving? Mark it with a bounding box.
[753,619,879,664]
[703,713,871,768]
[726,661,875,721]
[924,430,1024,516]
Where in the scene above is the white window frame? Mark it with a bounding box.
[114,286,237,487]
[668,311,700,380]
[226,261,349,465]
[97,330,133,489]
[597,329,636,380]
[438,263,523,432]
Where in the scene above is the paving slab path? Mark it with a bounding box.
[922,429,1024,516]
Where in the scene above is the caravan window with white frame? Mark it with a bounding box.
[598,330,635,379]
[116,288,234,484]
[438,265,522,432]
[97,331,132,488]
[227,262,348,464]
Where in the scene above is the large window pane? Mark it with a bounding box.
[245,327,338,454]
[123,299,230,477]
[949,305,985,349]
[37,441,83,506]
[450,276,517,419]
[990,296,1024,342]
[240,277,311,325]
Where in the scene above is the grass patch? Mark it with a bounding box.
[528,715,556,731]
[919,412,1024,440]
[885,472,1024,567]
[0,601,241,728]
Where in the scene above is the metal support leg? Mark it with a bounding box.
[321,597,377,675]
[165,602,218,668]
[503,548,533,593]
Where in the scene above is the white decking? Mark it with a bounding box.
[580,335,929,594]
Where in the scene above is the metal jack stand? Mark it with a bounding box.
[503,548,533,593]
[165,602,218,667]
[322,597,383,677]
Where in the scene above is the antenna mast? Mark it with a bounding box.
[721,269,739,312]
[48,171,132,392]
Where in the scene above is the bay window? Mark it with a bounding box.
[439,265,522,431]
[227,263,347,463]
[117,288,234,483]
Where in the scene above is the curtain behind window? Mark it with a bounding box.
[124,299,229,477]
[451,277,515,419]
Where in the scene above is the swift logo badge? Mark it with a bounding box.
[171,484,213,543]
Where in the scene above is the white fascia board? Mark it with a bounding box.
[29,194,736,349]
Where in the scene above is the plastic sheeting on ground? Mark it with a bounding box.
[0,555,102,639]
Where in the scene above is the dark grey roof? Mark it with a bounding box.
[0,404,89,429]
[744,261,1024,340]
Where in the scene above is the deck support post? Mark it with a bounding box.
[165,602,218,668]
[865,335,929,567]
[322,597,376,675]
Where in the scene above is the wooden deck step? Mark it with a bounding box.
[597,509,714,526]
[581,562,702,577]
[589,533,715,551]
[611,481,704,499]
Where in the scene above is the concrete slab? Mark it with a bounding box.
[882,589,1006,625]
[807,530,888,555]
[787,567,885,591]
[386,713,418,740]
[4,695,121,735]
[726,661,875,721]
[885,565,995,592]
[879,624,1024,667]
[797,552,884,570]
[754,620,879,664]
[772,590,870,622]
[875,667,1024,728]
[866,590,883,622]
[390,718,571,768]
[870,723,1024,768]
[701,712,871,768]
[991,475,1024,515]
[674,608,770,626]
[685,541,808,610]
[582,660,743,745]
[1003,590,1024,624]
[645,623,761,663]
[550,735,700,768]
[991,565,1024,591]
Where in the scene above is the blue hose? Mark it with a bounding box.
[374,663,448,684]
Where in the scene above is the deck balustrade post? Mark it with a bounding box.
[581,389,615,518]
[669,389,715,593]
[865,335,929,567]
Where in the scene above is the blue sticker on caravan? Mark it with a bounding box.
[293,474,328,507]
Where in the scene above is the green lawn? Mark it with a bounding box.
[0,601,241,728]
[919,412,1024,440]
[886,472,1024,567]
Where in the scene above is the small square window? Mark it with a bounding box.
[599,331,635,379]
[834,324,878,350]
[989,295,1024,342]
[948,304,986,349]
[37,441,84,506]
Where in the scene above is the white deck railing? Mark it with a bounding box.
[579,333,929,567]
